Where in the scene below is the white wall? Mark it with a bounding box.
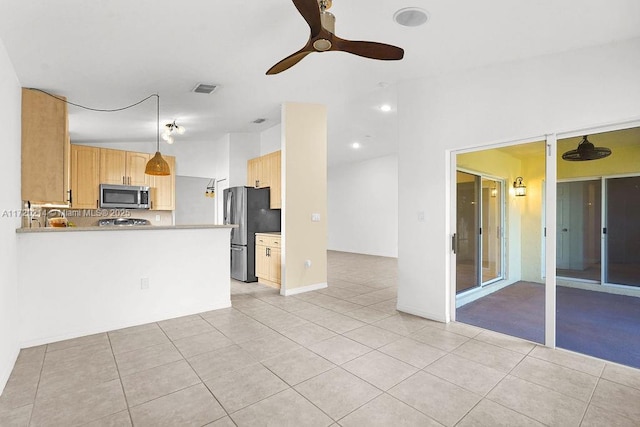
[260,123,281,155]
[0,39,21,394]
[397,37,640,322]
[328,155,398,257]
[228,133,260,187]
[17,227,232,346]
[175,176,215,225]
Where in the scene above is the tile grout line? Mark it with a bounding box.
[26,345,47,427]
[106,330,135,426]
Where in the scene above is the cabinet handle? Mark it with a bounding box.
[255,180,260,188]
[266,247,270,257]
[67,190,72,205]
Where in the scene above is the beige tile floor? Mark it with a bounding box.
[1,251,640,426]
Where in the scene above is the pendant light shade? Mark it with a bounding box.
[145,151,170,175]
[145,94,171,176]
[562,135,612,161]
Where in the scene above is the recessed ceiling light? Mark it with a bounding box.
[393,7,429,27]
[380,104,392,112]
[351,142,361,149]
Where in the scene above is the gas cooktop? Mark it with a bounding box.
[97,218,151,227]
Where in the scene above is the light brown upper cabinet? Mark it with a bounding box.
[70,145,100,209]
[150,155,176,210]
[268,151,281,209]
[99,148,150,186]
[247,150,281,209]
[126,151,151,186]
[247,157,261,188]
[21,88,70,205]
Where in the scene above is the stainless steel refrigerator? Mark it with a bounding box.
[223,186,281,282]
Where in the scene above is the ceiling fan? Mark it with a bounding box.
[267,0,404,75]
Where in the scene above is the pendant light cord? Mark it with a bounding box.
[155,93,160,151]
[25,87,158,113]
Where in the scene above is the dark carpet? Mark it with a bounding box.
[457,282,640,369]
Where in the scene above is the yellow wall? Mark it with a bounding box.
[558,128,640,179]
[457,141,546,284]
[282,103,328,293]
[520,150,546,283]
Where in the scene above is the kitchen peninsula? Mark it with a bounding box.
[16,224,236,347]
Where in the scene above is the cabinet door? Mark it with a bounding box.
[150,155,175,210]
[99,148,127,185]
[247,157,260,188]
[269,247,281,283]
[126,151,151,186]
[21,88,70,204]
[70,145,100,209]
[269,151,281,209]
[255,244,269,279]
[258,154,271,188]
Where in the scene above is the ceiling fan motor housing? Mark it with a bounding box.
[313,10,335,51]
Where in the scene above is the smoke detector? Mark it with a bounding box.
[192,83,218,94]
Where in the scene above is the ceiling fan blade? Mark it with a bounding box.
[332,37,404,60]
[266,47,313,75]
[292,0,323,36]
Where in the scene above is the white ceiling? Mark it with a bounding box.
[1,0,639,166]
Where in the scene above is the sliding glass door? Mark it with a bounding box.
[482,178,503,283]
[456,171,479,293]
[456,171,504,294]
[556,180,601,281]
[606,176,640,287]
[556,175,640,288]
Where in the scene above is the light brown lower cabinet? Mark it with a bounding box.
[255,233,281,288]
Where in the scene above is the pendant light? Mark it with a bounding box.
[561,135,612,161]
[145,94,171,176]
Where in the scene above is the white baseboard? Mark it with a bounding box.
[19,300,231,349]
[396,303,447,323]
[282,282,328,296]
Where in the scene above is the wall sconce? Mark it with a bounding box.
[513,177,527,197]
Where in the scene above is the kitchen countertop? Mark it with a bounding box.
[16,224,237,233]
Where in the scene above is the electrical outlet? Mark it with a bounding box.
[155,215,161,222]
[311,213,321,222]
[141,277,149,290]
[304,259,312,268]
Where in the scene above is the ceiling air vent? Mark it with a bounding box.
[192,83,218,94]
[252,118,267,124]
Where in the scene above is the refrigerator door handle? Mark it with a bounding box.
[225,191,233,224]
[231,246,243,251]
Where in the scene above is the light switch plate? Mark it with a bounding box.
[311,213,321,222]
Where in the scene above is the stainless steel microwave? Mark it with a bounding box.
[99,184,150,209]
